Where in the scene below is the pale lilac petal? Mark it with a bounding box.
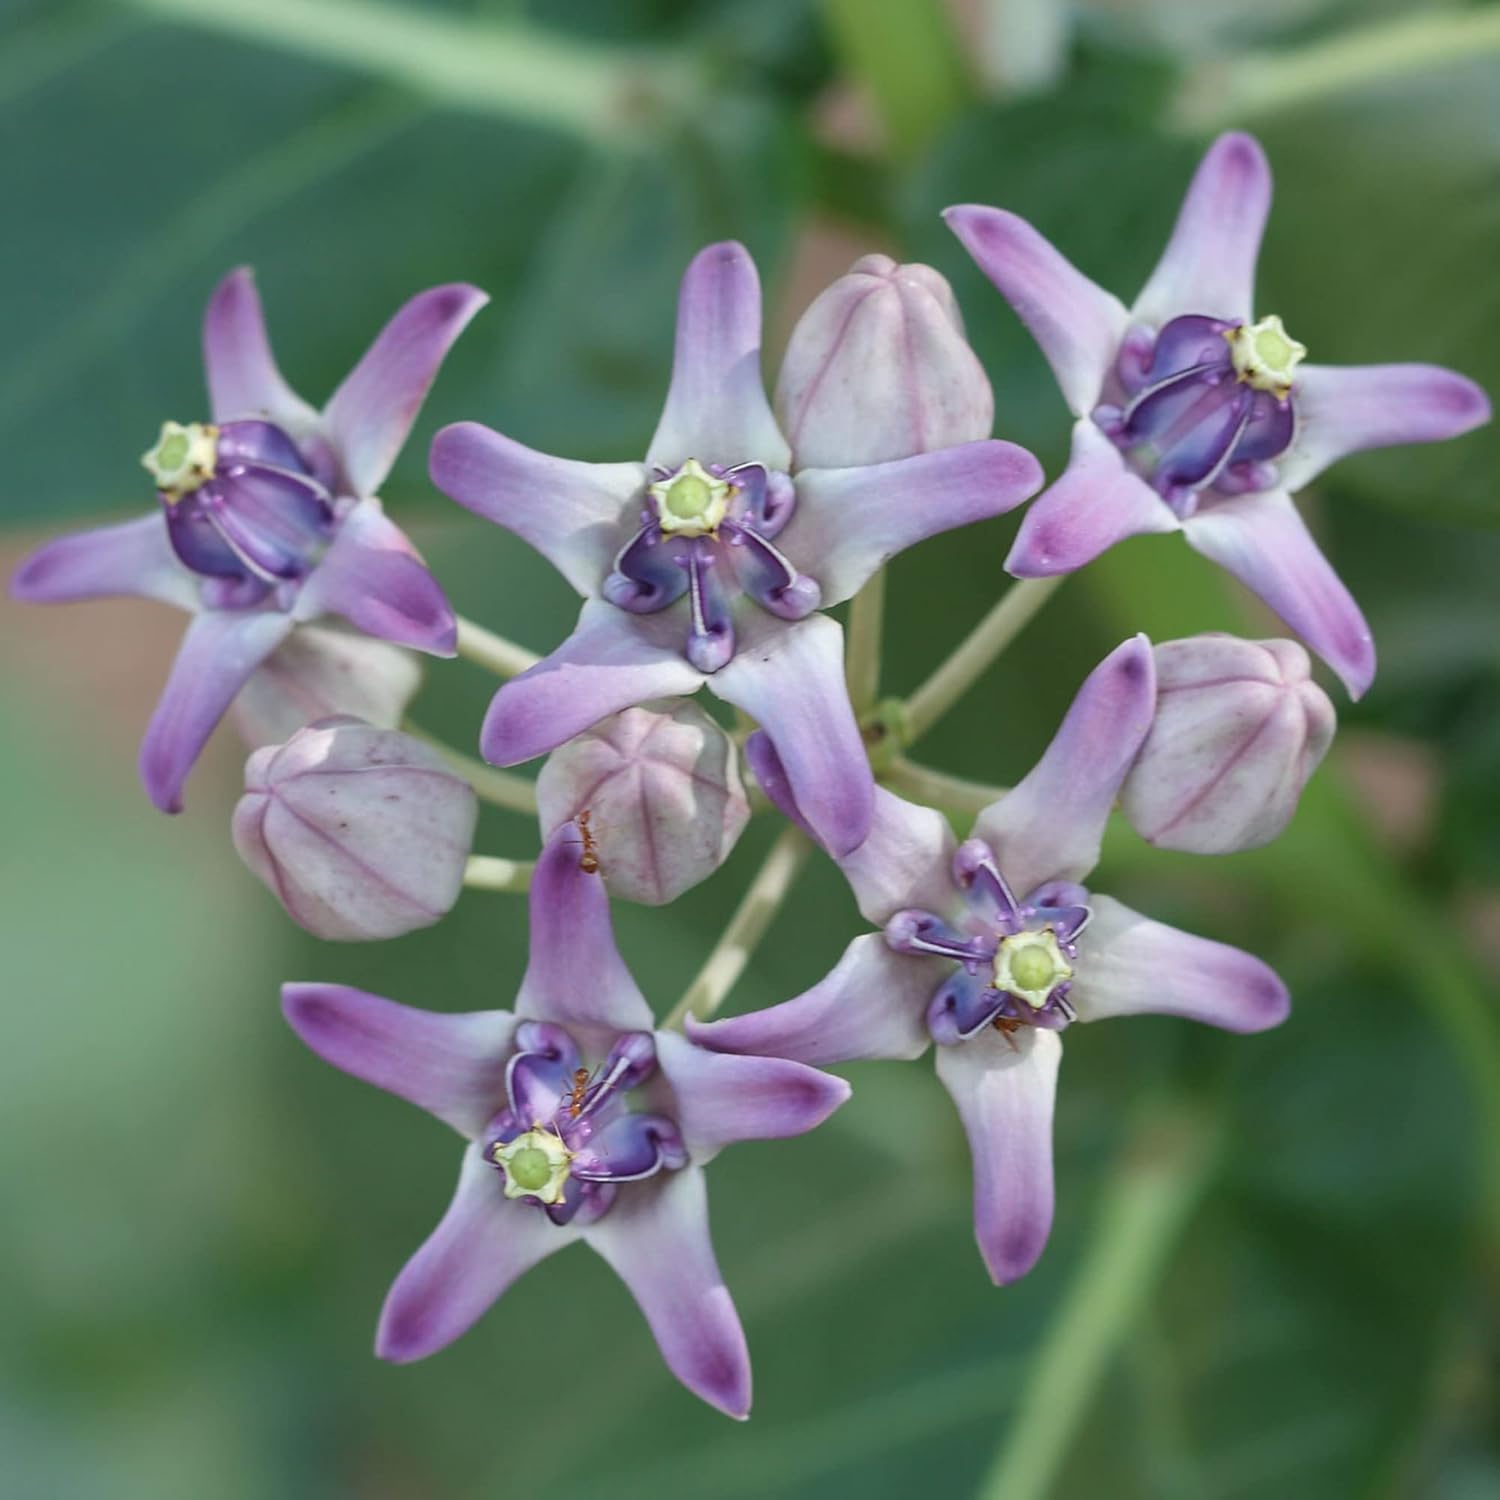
[646,242,790,473]
[688,933,935,1066]
[139,609,294,812]
[1072,894,1289,1032]
[10,513,197,610]
[201,267,318,432]
[935,1026,1061,1285]
[653,1030,849,1160]
[839,787,959,926]
[281,984,517,1137]
[292,497,456,655]
[973,635,1155,894]
[1183,489,1374,699]
[323,284,488,497]
[583,1167,751,1418]
[1132,133,1271,328]
[377,1149,571,1362]
[480,599,704,766]
[429,421,644,596]
[515,823,654,1033]
[788,440,1044,605]
[707,613,872,857]
[942,205,1128,416]
[1276,363,1491,492]
[1005,420,1179,578]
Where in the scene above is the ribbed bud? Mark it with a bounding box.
[1121,635,1336,854]
[775,254,994,468]
[536,700,749,905]
[233,718,477,940]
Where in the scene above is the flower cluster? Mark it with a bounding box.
[14,133,1487,1416]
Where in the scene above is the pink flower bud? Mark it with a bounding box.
[1121,636,1336,854]
[536,701,749,905]
[775,254,994,468]
[233,719,477,940]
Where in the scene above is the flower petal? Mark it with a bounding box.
[583,1167,751,1418]
[1132,133,1271,328]
[1071,893,1289,1032]
[788,440,1044,606]
[707,613,873,857]
[943,205,1128,416]
[281,983,517,1137]
[653,1030,850,1160]
[139,608,294,812]
[1005,420,1179,578]
[322,284,488,497]
[10,513,198,610]
[480,599,704,767]
[1276,363,1491,492]
[292,497,456,655]
[973,635,1155,894]
[1183,489,1374,699]
[201,267,318,433]
[935,1025,1061,1285]
[515,823,655,1033]
[646,242,790,473]
[429,421,644,596]
[688,933,935,1066]
[376,1148,571,1362]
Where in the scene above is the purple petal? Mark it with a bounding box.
[943,205,1128,416]
[376,1148,571,1362]
[1183,489,1374,698]
[515,824,655,1033]
[838,787,959,926]
[570,1112,688,1181]
[934,1025,1061,1285]
[292,497,456,655]
[282,984,517,1136]
[1006,420,1180,577]
[322,284,487,497]
[646,242,790,473]
[688,933,935,1066]
[1072,893,1289,1032]
[429,421,644,597]
[139,608,294,812]
[582,1167,751,1418]
[479,599,704,766]
[788,440,1043,606]
[201,268,318,432]
[927,969,1007,1044]
[707,614,873,857]
[653,1030,850,1159]
[1276,363,1491,492]
[1132,133,1271,328]
[11,513,198,610]
[973,635,1155,895]
[506,1048,572,1127]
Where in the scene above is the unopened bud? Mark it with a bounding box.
[1122,636,1336,854]
[233,718,477,940]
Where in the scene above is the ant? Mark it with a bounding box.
[561,1066,597,1119]
[992,1014,1027,1052]
[573,809,600,874]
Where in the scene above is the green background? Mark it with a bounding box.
[3,1,1500,1496]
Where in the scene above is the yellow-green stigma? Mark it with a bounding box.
[993,928,1073,1011]
[142,420,218,502]
[1226,315,1306,398]
[490,1127,572,1205]
[650,458,732,537]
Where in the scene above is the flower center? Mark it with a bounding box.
[1226,315,1306,397]
[142,420,219,502]
[650,458,732,537]
[490,1127,573,1205]
[993,928,1073,1010]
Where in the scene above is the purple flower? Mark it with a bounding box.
[430,242,1043,855]
[282,823,849,1418]
[10,269,486,811]
[690,637,1288,1284]
[946,132,1491,700]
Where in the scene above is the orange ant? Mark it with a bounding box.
[562,1066,594,1119]
[992,1015,1027,1052]
[574,809,600,874]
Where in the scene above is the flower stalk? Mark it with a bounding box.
[454,615,540,679]
[845,568,887,714]
[883,759,1007,819]
[463,855,535,893]
[403,721,537,813]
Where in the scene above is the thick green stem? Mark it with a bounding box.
[884,759,1007,819]
[403,721,537,814]
[845,569,886,715]
[454,616,540,680]
[463,855,534,893]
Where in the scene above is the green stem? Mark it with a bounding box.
[454,615,540,680]
[403,721,537,814]
[977,1098,1220,1500]
[845,569,886,715]
[883,758,1007,819]
[463,855,534,892]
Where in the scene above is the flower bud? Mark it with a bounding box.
[1121,635,1336,854]
[231,625,422,748]
[536,700,749,905]
[775,254,994,468]
[233,718,477,940]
